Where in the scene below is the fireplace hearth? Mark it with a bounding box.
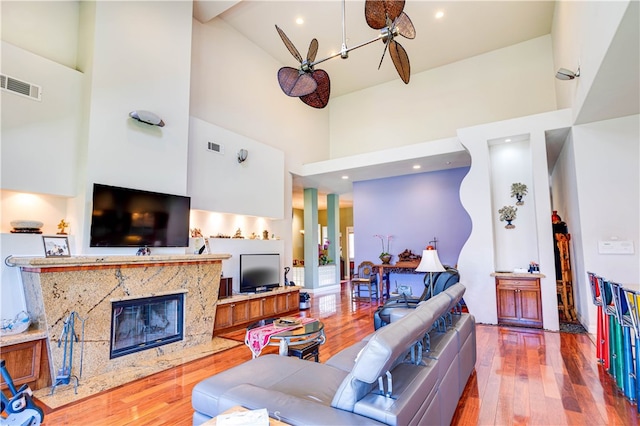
[111,293,184,358]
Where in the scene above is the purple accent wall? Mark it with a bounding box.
[353,167,472,269]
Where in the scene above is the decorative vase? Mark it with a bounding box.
[515,194,524,205]
[505,220,515,229]
[379,254,392,264]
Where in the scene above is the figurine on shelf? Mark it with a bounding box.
[233,228,244,239]
[191,228,203,238]
[57,219,69,235]
[263,230,269,240]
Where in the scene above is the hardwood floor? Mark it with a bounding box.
[40,285,638,425]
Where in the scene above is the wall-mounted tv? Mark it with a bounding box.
[90,183,191,247]
[240,254,281,293]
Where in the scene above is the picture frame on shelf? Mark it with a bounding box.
[43,236,71,258]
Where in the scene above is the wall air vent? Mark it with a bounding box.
[207,141,224,154]
[0,74,42,101]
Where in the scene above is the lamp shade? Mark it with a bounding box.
[415,249,445,273]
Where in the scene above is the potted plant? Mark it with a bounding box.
[498,205,518,229]
[510,182,528,205]
[374,234,393,264]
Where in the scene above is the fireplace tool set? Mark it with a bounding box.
[50,311,86,395]
[1,359,45,425]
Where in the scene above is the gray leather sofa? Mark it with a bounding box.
[192,283,476,425]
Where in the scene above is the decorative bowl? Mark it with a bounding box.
[0,311,31,335]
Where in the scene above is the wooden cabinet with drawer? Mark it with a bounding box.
[496,276,543,328]
[213,288,300,336]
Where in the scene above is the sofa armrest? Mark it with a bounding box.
[217,383,386,425]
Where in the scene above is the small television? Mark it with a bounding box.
[90,183,191,247]
[240,254,281,293]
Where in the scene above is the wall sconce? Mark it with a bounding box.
[555,67,580,80]
[237,149,248,163]
[129,110,165,127]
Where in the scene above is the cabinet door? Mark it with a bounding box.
[232,300,249,324]
[262,296,277,317]
[497,286,519,323]
[519,287,543,326]
[248,299,263,320]
[275,294,287,313]
[214,304,234,330]
[1,340,44,391]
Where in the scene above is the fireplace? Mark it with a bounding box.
[110,293,184,359]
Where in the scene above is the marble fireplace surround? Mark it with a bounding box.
[9,253,230,400]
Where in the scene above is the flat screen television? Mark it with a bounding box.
[90,183,191,247]
[240,254,281,293]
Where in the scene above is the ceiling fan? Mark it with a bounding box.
[275,0,416,109]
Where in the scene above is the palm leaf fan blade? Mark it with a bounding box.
[275,25,303,62]
[278,67,317,97]
[365,0,405,29]
[395,12,415,39]
[307,38,319,63]
[389,41,410,84]
[300,69,330,109]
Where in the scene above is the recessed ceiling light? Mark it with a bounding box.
[296,17,304,25]
[505,138,512,142]
[435,11,445,19]
[341,175,349,180]
[413,165,421,170]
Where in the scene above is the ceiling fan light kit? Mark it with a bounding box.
[276,0,415,108]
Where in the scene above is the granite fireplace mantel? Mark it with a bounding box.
[7,253,230,401]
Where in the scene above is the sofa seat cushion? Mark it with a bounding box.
[216,384,386,426]
[192,354,348,418]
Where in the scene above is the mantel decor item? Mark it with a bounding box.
[374,234,393,264]
[57,219,69,235]
[498,205,518,229]
[510,182,528,205]
[43,235,70,257]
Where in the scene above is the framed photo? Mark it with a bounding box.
[43,236,71,257]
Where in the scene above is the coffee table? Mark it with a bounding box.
[245,317,325,357]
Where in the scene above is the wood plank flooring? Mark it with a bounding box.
[39,285,638,425]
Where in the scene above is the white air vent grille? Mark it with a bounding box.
[207,141,224,154]
[1,74,42,101]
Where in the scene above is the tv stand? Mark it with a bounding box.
[212,287,300,336]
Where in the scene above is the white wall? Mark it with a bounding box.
[457,109,573,330]
[188,117,284,219]
[1,1,80,69]
[79,1,194,253]
[1,42,83,196]
[551,0,631,118]
[489,140,538,271]
[552,115,640,334]
[329,36,557,158]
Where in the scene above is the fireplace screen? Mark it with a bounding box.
[110,293,184,359]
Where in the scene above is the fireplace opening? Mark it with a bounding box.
[110,293,184,359]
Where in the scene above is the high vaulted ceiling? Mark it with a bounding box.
[194,1,639,210]
[198,1,555,98]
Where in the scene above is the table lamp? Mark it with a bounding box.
[416,246,445,298]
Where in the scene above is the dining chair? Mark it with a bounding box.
[351,261,379,302]
[623,287,640,409]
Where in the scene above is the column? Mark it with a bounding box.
[327,194,340,285]
[303,188,319,289]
